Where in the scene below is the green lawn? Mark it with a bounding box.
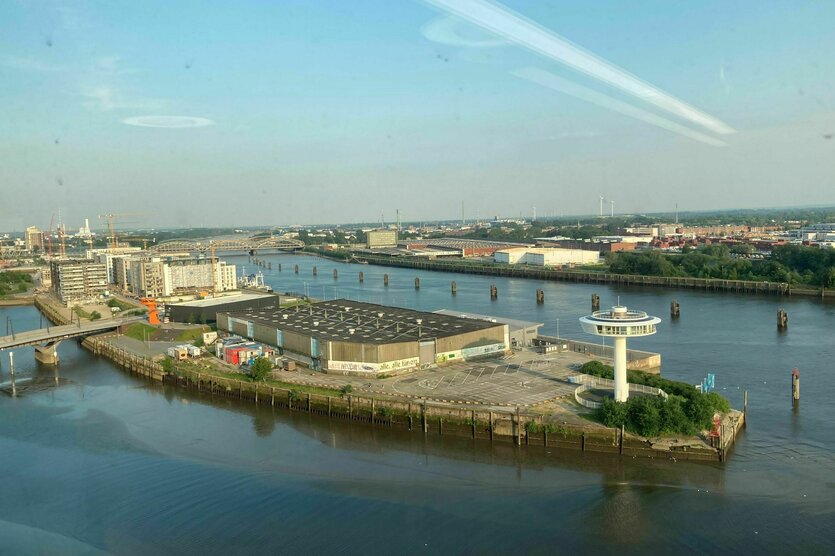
[175,326,210,342]
[124,322,159,341]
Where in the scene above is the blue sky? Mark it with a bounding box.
[2,0,834,231]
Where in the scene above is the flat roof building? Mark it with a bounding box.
[218,299,509,375]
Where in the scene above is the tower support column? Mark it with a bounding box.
[613,336,628,402]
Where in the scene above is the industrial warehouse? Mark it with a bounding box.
[217,299,509,375]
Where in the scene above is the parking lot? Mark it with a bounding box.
[272,349,593,408]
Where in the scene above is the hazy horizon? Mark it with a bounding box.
[2,0,834,231]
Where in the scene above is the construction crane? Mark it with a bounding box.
[97,212,147,251]
[46,213,55,258]
[210,240,217,293]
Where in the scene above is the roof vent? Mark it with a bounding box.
[282,314,288,320]
[416,319,423,325]
[313,321,319,327]
[349,328,355,334]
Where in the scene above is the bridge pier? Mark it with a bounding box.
[34,340,61,365]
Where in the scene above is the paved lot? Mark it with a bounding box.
[272,349,594,408]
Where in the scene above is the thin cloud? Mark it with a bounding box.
[94,55,139,76]
[421,15,508,47]
[82,87,167,112]
[0,54,65,73]
[513,67,728,147]
[422,0,735,136]
[121,116,215,129]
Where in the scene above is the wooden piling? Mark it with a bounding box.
[592,294,600,311]
[451,281,457,294]
[671,300,680,318]
[384,274,389,286]
[778,309,788,329]
[294,264,299,274]
[359,271,364,282]
[792,368,800,401]
[333,269,338,279]
[414,277,420,290]
[313,266,317,276]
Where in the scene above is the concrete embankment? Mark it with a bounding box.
[537,335,661,372]
[0,297,35,307]
[353,254,834,299]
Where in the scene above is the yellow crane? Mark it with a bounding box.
[97,212,146,251]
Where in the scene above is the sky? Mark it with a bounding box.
[1,0,834,231]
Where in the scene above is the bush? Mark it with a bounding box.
[377,406,393,420]
[626,396,662,437]
[90,311,102,321]
[249,357,273,382]
[659,395,695,435]
[161,357,174,373]
[339,384,353,397]
[598,398,628,428]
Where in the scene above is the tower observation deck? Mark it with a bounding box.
[579,306,661,402]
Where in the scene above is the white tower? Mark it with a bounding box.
[579,306,661,402]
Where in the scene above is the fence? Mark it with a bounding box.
[569,373,668,409]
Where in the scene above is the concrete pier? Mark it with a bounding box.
[34,341,60,365]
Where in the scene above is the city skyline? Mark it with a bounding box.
[2,0,834,230]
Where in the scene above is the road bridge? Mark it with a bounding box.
[149,236,304,255]
[0,316,145,364]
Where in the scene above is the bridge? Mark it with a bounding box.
[0,316,145,364]
[149,235,304,255]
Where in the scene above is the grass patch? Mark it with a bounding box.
[124,322,158,341]
[175,326,210,342]
[73,306,91,319]
[107,298,136,311]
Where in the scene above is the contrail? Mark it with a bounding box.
[423,0,735,136]
[513,67,728,147]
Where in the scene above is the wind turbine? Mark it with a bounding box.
[599,194,604,217]
[610,199,615,218]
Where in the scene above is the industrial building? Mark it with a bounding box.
[50,259,109,305]
[432,310,543,348]
[494,247,600,266]
[366,229,398,249]
[218,299,509,375]
[166,292,280,324]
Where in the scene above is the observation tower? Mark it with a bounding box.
[579,306,661,402]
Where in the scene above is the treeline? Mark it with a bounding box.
[607,244,835,287]
[581,361,729,437]
[0,271,33,297]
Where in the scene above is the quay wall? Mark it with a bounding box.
[353,254,834,299]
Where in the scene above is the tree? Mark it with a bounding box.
[339,384,353,397]
[90,311,102,321]
[161,357,174,373]
[249,357,273,382]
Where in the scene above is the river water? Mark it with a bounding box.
[1,253,833,554]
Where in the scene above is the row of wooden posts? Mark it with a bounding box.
[268,264,791,322]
